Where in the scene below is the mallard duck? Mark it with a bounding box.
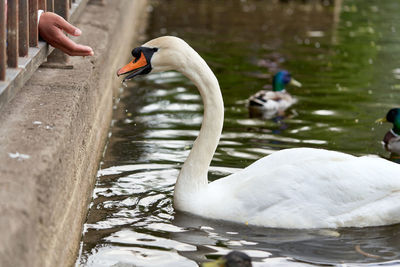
[248,70,301,118]
[117,36,400,229]
[202,251,252,267]
[376,108,400,155]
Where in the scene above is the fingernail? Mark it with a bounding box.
[74,29,82,36]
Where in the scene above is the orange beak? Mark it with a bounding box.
[117,52,148,77]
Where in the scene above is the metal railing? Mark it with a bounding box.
[0,0,89,111]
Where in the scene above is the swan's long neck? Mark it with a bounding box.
[173,46,224,208]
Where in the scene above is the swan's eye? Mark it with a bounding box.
[131,48,141,61]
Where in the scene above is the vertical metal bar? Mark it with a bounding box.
[54,0,69,19]
[46,0,69,65]
[29,0,38,47]
[47,0,54,12]
[19,0,29,57]
[7,0,18,68]
[38,0,46,11]
[0,0,6,79]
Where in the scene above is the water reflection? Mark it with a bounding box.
[81,155,400,266]
[78,0,400,266]
[172,212,400,264]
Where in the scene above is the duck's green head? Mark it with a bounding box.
[386,108,400,135]
[377,108,400,135]
[273,70,302,92]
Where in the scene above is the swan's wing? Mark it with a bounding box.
[205,148,400,228]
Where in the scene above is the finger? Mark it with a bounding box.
[70,45,94,56]
[52,33,94,56]
[55,15,82,36]
[53,42,94,56]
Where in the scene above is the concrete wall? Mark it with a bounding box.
[0,0,149,266]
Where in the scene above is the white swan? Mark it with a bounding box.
[117,36,400,229]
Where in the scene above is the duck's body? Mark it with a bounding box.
[248,70,301,118]
[248,90,295,116]
[379,108,400,155]
[384,130,400,154]
[118,36,400,229]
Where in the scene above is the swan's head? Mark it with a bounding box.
[117,36,192,82]
[272,70,302,92]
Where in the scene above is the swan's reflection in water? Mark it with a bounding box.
[173,208,400,266]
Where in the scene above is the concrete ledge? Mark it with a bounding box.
[0,0,89,112]
[0,0,148,266]
[0,43,54,111]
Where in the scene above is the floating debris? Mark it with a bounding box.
[307,31,325,37]
[8,152,30,161]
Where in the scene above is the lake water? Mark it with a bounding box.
[76,0,400,266]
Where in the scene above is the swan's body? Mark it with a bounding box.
[186,148,400,228]
[248,70,301,118]
[118,36,400,229]
[378,108,400,155]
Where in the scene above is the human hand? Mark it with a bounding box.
[38,12,94,56]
